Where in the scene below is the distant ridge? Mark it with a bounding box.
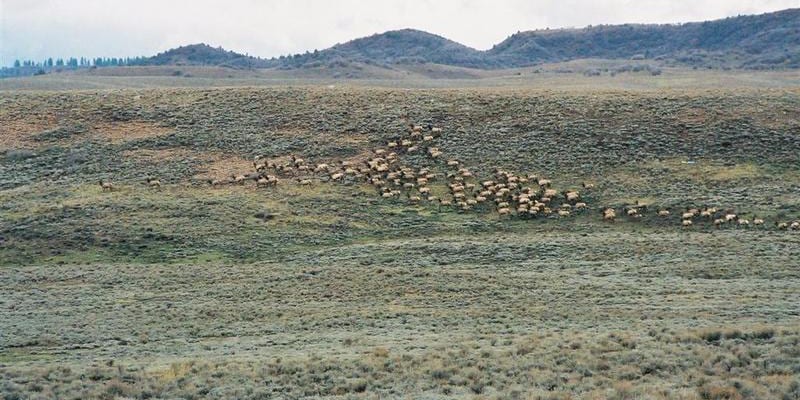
[5,7,799,76]
[267,8,798,70]
[486,8,800,68]
[137,43,271,69]
[315,29,493,68]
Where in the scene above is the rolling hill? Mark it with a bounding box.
[135,43,272,69]
[486,8,800,69]
[275,8,800,70]
[276,29,496,69]
[3,7,798,79]
[2,86,800,399]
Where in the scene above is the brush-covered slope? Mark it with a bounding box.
[138,43,271,68]
[488,8,800,68]
[277,29,493,69]
[271,9,800,70]
[2,87,800,399]
[3,8,798,79]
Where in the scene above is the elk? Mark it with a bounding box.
[231,174,246,185]
[99,180,113,192]
[564,191,580,203]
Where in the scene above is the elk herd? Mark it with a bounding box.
[603,203,793,230]
[97,123,799,232]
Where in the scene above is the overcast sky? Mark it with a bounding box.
[1,0,798,66]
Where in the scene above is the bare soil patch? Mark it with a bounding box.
[90,121,172,143]
[0,117,59,150]
[121,148,197,162]
[191,153,254,181]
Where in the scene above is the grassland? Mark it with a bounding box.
[2,65,800,91]
[1,81,799,399]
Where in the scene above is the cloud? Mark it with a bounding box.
[1,0,797,65]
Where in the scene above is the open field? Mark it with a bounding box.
[2,65,800,91]
[1,82,799,399]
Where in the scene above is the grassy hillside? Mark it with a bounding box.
[3,67,800,91]
[1,85,798,266]
[1,86,799,399]
[276,9,800,70]
[281,29,493,69]
[136,43,272,69]
[488,8,800,69]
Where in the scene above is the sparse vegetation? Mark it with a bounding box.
[1,83,798,399]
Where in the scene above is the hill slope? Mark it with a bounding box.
[276,8,799,70]
[3,7,798,77]
[2,87,800,399]
[488,8,800,69]
[278,29,494,69]
[136,43,272,68]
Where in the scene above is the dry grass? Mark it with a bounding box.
[627,159,764,183]
[192,153,255,181]
[1,85,799,399]
[2,67,799,91]
[675,107,712,125]
[0,119,172,151]
[0,117,59,150]
[271,129,371,145]
[90,121,172,143]
[121,147,197,162]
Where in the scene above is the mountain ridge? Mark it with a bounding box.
[485,8,800,68]
[137,43,272,68]
[5,7,799,76]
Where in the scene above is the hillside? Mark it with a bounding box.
[2,87,799,265]
[134,43,272,68]
[278,29,494,69]
[276,8,800,70]
[3,8,798,79]
[488,8,800,69]
[1,87,800,398]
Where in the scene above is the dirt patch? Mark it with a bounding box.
[192,153,254,181]
[730,101,800,131]
[90,121,173,143]
[0,118,59,150]
[1,120,172,150]
[675,107,710,125]
[122,149,257,184]
[272,129,371,151]
[329,134,370,146]
[271,129,363,140]
[121,148,198,162]
[643,159,763,182]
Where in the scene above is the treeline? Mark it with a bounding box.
[13,56,147,68]
[2,56,150,78]
[13,56,150,68]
